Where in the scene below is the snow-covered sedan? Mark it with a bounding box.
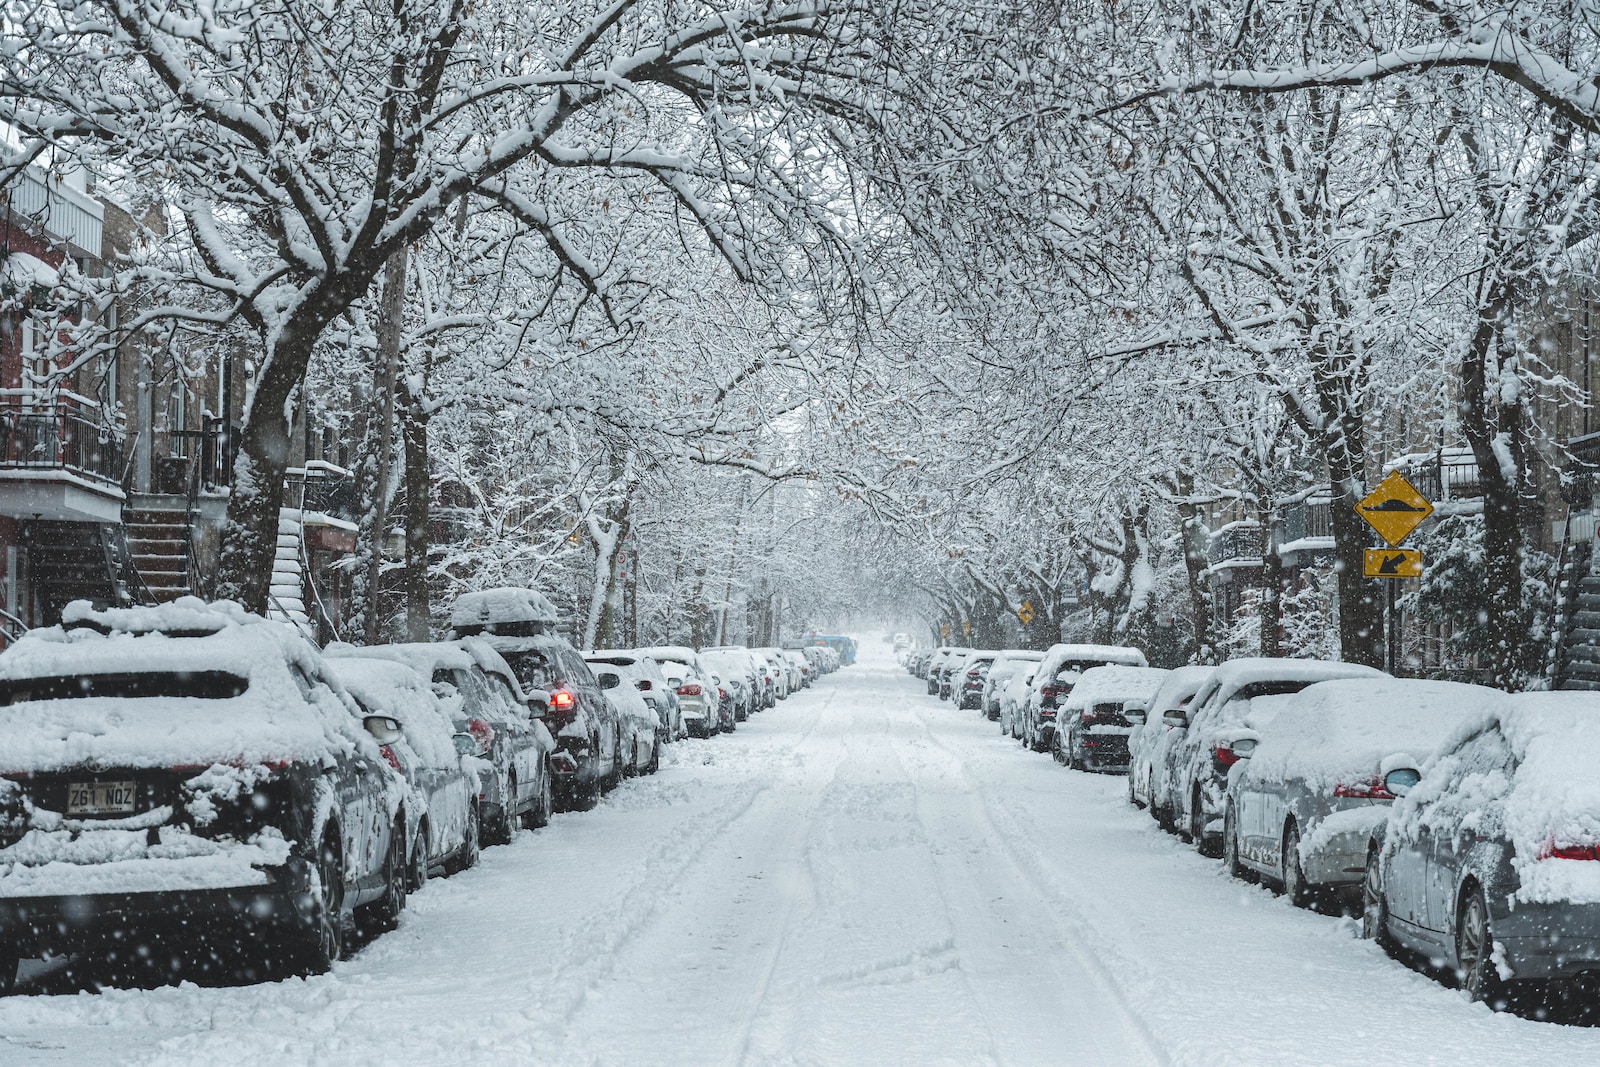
[1127,665,1213,815]
[1018,644,1149,752]
[587,651,683,740]
[1222,678,1499,907]
[327,657,485,886]
[982,650,1044,721]
[638,647,721,737]
[590,665,662,776]
[1054,665,1170,773]
[1361,692,1600,1006]
[1159,658,1384,855]
[0,599,407,992]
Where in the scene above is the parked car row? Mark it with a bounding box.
[930,643,1600,1011]
[0,587,846,994]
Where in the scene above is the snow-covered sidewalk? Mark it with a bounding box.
[3,651,1597,1065]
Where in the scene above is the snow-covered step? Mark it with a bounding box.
[265,508,311,632]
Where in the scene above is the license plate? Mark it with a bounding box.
[67,780,138,816]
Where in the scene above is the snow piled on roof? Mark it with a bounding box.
[449,588,559,628]
[1061,666,1170,711]
[1145,664,1214,714]
[0,599,363,772]
[326,640,476,676]
[1209,657,1384,701]
[1244,679,1505,791]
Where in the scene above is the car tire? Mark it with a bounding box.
[356,826,407,936]
[1185,786,1203,848]
[1282,822,1309,907]
[409,820,429,892]
[1223,805,1247,881]
[648,735,662,774]
[525,765,553,829]
[484,777,515,846]
[296,828,344,975]
[1360,845,1392,950]
[625,739,640,778]
[444,804,480,876]
[1457,883,1509,1009]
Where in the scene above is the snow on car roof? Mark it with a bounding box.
[326,640,477,675]
[1061,666,1171,711]
[1207,657,1384,703]
[449,587,560,628]
[1146,664,1215,713]
[1046,644,1148,665]
[0,600,365,771]
[1495,692,1600,903]
[1244,679,1506,791]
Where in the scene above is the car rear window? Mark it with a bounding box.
[0,671,249,704]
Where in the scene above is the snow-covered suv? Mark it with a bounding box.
[0,599,408,992]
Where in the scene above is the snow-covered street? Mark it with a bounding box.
[3,648,1598,1066]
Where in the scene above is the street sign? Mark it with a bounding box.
[1355,471,1434,547]
[1017,600,1035,626]
[939,623,951,641]
[1364,548,1424,579]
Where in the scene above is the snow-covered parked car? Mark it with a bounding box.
[1160,658,1384,855]
[983,650,1044,721]
[590,664,663,776]
[1000,664,1039,740]
[1222,678,1500,907]
[587,651,683,740]
[0,599,408,991]
[1018,644,1149,752]
[1361,692,1600,1006]
[449,589,619,812]
[954,651,998,710]
[701,649,759,721]
[330,640,554,842]
[1127,665,1213,815]
[1053,665,1170,773]
[638,646,722,737]
[326,657,486,886]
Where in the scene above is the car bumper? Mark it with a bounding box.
[1076,735,1130,771]
[0,856,314,955]
[1493,898,1600,980]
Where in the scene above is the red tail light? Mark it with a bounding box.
[1540,842,1600,860]
[1214,743,1243,770]
[379,745,402,772]
[550,690,575,710]
[467,718,495,755]
[678,683,703,697]
[1041,684,1068,700]
[1333,779,1395,800]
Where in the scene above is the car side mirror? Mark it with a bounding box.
[453,732,478,756]
[364,715,403,746]
[1162,710,1188,729]
[1229,738,1257,759]
[1385,768,1421,798]
[1124,709,1147,725]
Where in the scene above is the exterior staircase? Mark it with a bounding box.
[123,503,192,603]
[266,508,312,634]
[24,521,131,624]
[1551,540,1600,691]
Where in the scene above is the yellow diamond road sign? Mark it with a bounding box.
[1017,600,1035,626]
[1364,548,1424,579]
[1356,470,1434,547]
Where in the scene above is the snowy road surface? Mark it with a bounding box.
[5,650,1600,1066]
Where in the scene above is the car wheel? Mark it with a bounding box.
[1457,884,1509,1008]
[1183,786,1202,847]
[1223,805,1246,880]
[1126,770,1141,807]
[1282,822,1309,907]
[445,804,481,876]
[625,739,640,778]
[356,826,407,936]
[485,778,515,846]
[1360,846,1391,949]
[648,735,662,774]
[409,820,429,892]
[296,829,344,974]
[525,764,553,829]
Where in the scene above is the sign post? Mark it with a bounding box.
[1354,470,1435,673]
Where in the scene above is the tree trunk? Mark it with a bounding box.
[1320,375,1383,668]
[1173,474,1215,663]
[1259,532,1282,659]
[399,398,431,642]
[216,367,297,613]
[363,246,407,642]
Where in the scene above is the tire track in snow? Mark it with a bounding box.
[881,675,1170,1067]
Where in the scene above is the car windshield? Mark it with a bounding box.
[0,671,249,704]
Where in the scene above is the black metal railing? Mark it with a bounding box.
[0,395,122,483]
[287,463,357,524]
[1280,499,1333,544]
[1399,451,1481,502]
[169,422,230,490]
[1207,522,1265,567]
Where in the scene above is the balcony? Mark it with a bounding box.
[4,166,104,256]
[0,392,125,522]
[1395,448,1480,503]
[1206,520,1264,571]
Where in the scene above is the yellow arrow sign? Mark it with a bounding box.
[1364,548,1424,579]
[1017,601,1035,626]
[1356,470,1434,547]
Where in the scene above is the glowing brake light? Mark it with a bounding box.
[1214,742,1243,770]
[550,690,575,710]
